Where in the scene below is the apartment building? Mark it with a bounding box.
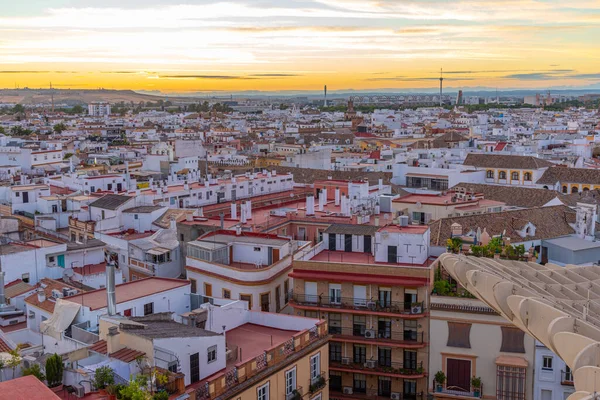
[185,230,309,313]
[289,222,431,400]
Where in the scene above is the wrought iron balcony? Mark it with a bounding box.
[328,326,424,344]
[330,358,424,377]
[290,292,426,315]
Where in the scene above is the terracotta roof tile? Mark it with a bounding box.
[89,340,107,355]
[110,348,146,363]
[537,166,600,185]
[464,153,554,169]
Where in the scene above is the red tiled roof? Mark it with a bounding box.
[0,375,60,399]
[110,348,145,363]
[89,340,107,354]
[0,338,12,353]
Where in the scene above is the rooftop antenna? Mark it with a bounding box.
[324,85,328,108]
[50,82,55,113]
[439,68,444,107]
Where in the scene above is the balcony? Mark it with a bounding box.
[290,292,426,317]
[309,372,327,394]
[434,383,483,399]
[561,370,574,386]
[330,359,425,378]
[329,326,425,347]
[331,389,423,400]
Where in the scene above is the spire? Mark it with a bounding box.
[439,68,444,107]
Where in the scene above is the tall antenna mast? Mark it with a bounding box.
[50,82,55,113]
[439,68,444,108]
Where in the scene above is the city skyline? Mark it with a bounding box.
[1,0,600,93]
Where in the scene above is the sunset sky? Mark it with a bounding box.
[1,0,599,93]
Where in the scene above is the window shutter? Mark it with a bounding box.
[447,322,471,348]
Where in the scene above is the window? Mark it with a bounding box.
[447,358,472,392]
[134,214,138,220]
[285,367,296,395]
[329,283,341,304]
[353,315,366,336]
[304,310,318,318]
[328,313,342,334]
[329,342,342,362]
[497,365,526,400]
[511,172,519,181]
[447,322,472,348]
[254,247,261,252]
[310,353,320,381]
[167,361,177,373]
[353,373,366,394]
[284,279,289,303]
[329,371,342,392]
[240,294,252,309]
[48,256,55,263]
[524,172,532,181]
[101,210,105,219]
[207,345,217,363]
[223,288,231,299]
[52,204,58,213]
[487,170,494,179]
[353,344,366,364]
[144,302,154,315]
[379,288,391,308]
[257,382,269,400]
[562,185,568,193]
[543,356,553,371]
[260,292,270,312]
[189,279,197,294]
[499,171,507,180]
[500,326,525,353]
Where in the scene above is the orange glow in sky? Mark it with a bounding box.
[1,1,599,93]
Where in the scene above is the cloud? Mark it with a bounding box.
[159,75,256,80]
[0,70,76,74]
[248,73,302,77]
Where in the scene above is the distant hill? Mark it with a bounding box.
[0,88,203,105]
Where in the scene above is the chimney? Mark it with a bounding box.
[374,216,380,227]
[186,213,193,222]
[231,202,237,219]
[236,225,242,236]
[335,187,340,206]
[246,201,252,220]
[37,288,46,303]
[106,325,123,354]
[240,203,247,223]
[272,170,277,176]
[170,217,176,230]
[106,262,117,316]
[375,202,380,215]
[306,195,315,216]
[318,191,325,212]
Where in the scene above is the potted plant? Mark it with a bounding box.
[22,363,45,382]
[434,371,446,392]
[93,365,115,394]
[106,384,118,400]
[45,353,64,392]
[471,376,482,397]
[290,389,302,400]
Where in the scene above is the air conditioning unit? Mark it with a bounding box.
[72,384,86,398]
[51,289,63,299]
[343,387,353,395]
[365,360,377,369]
[411,305,423,314]
[364,329,376,339]
[341,357,351,365]
[366,301,377,310]
[391,392,401,400]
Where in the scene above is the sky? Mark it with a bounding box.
[1,0,599,93]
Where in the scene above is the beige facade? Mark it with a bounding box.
[430,296,535,400]
[290,247,431,400]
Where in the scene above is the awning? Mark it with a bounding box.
[495,355,528,368]
[147,248,169,256]
[289,269,428,286]
[40,298,81,340]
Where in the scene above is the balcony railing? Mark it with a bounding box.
[290,292,426,315]
[561,370,574,386]
[331,359,424,377]
[196,322,328,400]
[329,326,424,344]
[330,388,424,400]
[309,372,327,393]
[434,382,483,398]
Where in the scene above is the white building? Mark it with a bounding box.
[88,102,111,117]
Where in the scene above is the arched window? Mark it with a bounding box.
[524,172,532,181]
[499,171,507,180]
[572,186,579,194]
[486,170,494,179]
[562,186,568,193]
[543,185,549,190]
[584,187,590,191]
[511,172,519,181]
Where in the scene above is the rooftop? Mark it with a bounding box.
[64,277,189,311]
[122,313,220,339]
[89,194,132,210]
[0,375,60,400]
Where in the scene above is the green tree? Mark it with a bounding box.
[45,353,64,388]
[23,363,45,381]
[7,347,21,379]
[0,126,5,134]
[119,375,151,400]
[53,123,67,134]
[70,105,84,114]
[11,104,25,114]
[93,365,115,390]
